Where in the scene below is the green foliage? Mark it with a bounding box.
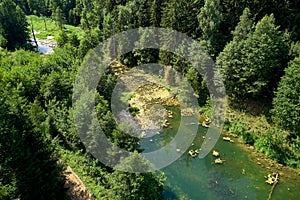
[160,0,202,37]
[150,0,163,27]
[226,107,300,169]
[159,0,203,65]
[272,56,300,136]
[128,106,140,117]
[217,13,289,100]
[197,0,222,56]
[69,32,80,47]
[110,152,165,200]
[54,7,66,29]
[254,129,289,164]
[0,50,79,199]
[185,67,209,106]
[231,8,253,41]
[0,84,66,200]
[27,15,84,40]
[286,136,300,168]
[27,0,48,16]
[0,0,29,49]
[0,179,17,199]
[289,41,300,58]
[133,28,160,65]
[229,122,255,144]
[97,68,118,101]
[60,150,108,199]
[111,124,139,152]
[57,30,68,47]
[2,0,300,198]
[120,92,135,104]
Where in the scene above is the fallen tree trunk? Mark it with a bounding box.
[267,173,279,200]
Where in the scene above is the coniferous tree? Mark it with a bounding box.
[109,152,165,200]
[197,0,222,56]
[0,0,29,49]
[216,7,254,98]
[159,0,176,65]
[217,13,289,101]
[54,7,65,29]
[272,56,300,136]
[231,7,253,41]
[150,0,163,27]
[0,53,67,199]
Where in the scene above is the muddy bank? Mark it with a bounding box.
[110,61,208,131]
[115,66,180,130]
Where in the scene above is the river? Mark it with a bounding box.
[139,107,300,200]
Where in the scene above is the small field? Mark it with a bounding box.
[27,15,84,40]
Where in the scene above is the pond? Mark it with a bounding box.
[139,107,300,200]
[29,37,56,54]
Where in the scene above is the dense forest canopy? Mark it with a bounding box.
[0,0,300,199]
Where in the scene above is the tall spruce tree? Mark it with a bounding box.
[0,0,29,49]
[217,13,289,101]
[272,56,300,136]
[197,0,222,56]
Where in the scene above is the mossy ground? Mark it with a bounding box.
[27,15,84,40]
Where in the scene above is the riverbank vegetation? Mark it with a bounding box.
[1,0,300,199]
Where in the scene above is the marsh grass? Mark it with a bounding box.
[27,15,84,40]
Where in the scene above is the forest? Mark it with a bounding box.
[0,0,300,199]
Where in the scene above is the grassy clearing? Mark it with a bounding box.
[27,15,84,40]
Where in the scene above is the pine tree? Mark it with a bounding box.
[159,0,176,65]
[150,0,163,27]
[217,13,289,101]
[231,7,253,41]
[54,7,66,29]
[0,92,66,200]
[272,56,300,136]
[109,152,165,199]
[197,0,222,56]
[0,0,29,49]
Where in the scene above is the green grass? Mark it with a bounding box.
[120,92,135,104]
[27,15,84,40]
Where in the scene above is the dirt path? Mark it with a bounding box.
[64,166,94,200]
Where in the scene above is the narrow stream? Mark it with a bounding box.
[140,107,300,200]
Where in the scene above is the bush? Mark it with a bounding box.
[254,129,288,164]
[128,107,140,117]
[229,122,255,144]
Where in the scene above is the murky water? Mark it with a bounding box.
[140,107,300,200]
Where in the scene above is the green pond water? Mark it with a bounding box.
[140,107,300,200]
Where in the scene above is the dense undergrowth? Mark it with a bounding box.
[1,0,300,199]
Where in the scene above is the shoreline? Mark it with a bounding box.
[222,130,300,181]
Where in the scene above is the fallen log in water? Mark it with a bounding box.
[267,173,279,200]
